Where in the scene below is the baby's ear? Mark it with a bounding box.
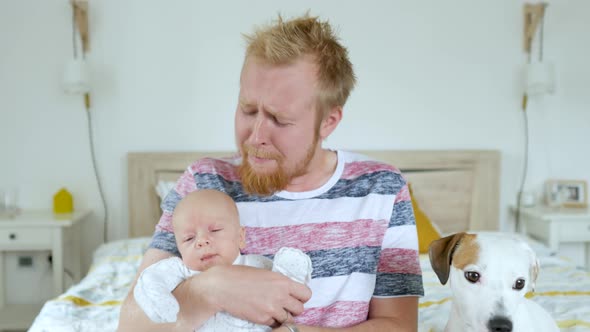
[238,227,246,249]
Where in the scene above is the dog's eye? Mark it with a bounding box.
[464,271,480,283]
[513,278,526,290]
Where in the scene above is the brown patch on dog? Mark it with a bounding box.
[429,232,469,285]
[452,233,480,270]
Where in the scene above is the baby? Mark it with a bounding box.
[134,189,312,331]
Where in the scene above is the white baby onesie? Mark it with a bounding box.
[134,247,312,331]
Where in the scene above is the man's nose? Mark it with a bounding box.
[250,115,269,145]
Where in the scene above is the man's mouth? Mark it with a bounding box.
[244,146,281,163]
[249,155,275,164]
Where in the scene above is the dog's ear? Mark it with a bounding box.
[530,257,540,292]
[521,242,540,292]
[428,232,467,285]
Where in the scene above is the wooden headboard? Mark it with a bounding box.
[127,150,500,238]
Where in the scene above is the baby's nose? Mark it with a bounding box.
[196,237,210,247]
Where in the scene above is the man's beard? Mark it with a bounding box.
[238,141,317,196]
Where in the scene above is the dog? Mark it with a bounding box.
[428,232,559,332]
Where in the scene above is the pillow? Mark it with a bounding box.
[155,181,176,201]
[467,231,557,258]
[409,184,442,254]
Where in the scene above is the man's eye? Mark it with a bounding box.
[272,117,288,127]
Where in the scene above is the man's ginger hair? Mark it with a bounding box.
[243,13,356,118]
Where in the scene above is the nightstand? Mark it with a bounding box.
[0,209,90,331]
[510,205,590,269]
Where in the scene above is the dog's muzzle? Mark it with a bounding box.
[487,316,513,332]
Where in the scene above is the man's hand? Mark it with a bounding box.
[196,264,312,326]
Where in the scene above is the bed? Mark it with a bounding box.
[29,150,590,331]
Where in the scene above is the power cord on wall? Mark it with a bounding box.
[515,10,545,233]
[85,107,108,244]
[514,107,530,233]
[72,7,108,244]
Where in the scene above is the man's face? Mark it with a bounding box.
[235,56,321,196]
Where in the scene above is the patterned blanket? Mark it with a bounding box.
[29,236,590,331]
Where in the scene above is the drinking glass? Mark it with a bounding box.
[1,187,19,217]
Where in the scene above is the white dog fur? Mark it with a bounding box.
[429,232,559,332]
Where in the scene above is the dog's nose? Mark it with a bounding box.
[488,316,513,332]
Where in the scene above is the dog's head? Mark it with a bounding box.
[429,232,540,332]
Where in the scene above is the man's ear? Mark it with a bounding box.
[319,105,342,140]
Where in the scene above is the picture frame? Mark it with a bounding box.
[545,179,588,208]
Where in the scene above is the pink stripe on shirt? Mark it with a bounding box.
[188,158,241,182]
[341,161,400,180]
[296,300,369,327]
[395,184,411,203]
[243,219,389,255]
[155,211,173,233]
[378,248,421,275]
[174,170,198,197]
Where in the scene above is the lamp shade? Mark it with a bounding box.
[63,58,90,94]
[525,62,555,96]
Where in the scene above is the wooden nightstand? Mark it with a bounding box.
[0,209,90,331]
[511,205,590,269]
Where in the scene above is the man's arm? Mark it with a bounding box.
[117,248,217,331]
[118,248,312,331]
[274,296,418,332]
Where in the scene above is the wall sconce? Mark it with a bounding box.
[525,61,554,96]
[72,0,89,53]
[63,58,90,95]
[63,0,91,109]
[522,2,553,110]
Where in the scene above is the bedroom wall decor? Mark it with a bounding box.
[515,2,552,232]
[523,2,554,99]
[72,0,89,53]
[63,0,91,110]
[62,0,109,243]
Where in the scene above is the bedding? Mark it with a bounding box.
[29,237,149,332]
[29,235,590,332]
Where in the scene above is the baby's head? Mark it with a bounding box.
[172,189,245,271]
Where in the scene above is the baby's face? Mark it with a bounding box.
[174,200,245,271]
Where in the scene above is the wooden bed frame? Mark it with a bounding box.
[127,150,501,238]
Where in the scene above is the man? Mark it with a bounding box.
[118,13,423,332]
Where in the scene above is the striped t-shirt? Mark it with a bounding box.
[149,150,424,327]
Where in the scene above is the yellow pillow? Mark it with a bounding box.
[409,184,441,253]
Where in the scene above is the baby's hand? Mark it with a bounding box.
[272,247,313,284]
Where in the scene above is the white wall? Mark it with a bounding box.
[1,0,589,303]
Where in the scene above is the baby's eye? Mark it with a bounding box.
[184,237,194,242]
[211,228,223,233]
